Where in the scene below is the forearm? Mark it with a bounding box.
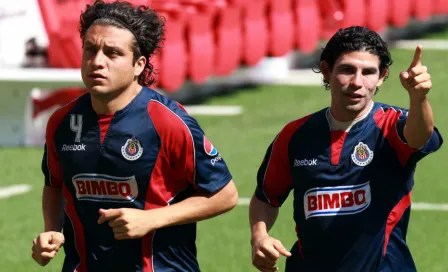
[150,180,238,229]
[249,195,279,241]
[404,95,434,149]
[42,185,65,232]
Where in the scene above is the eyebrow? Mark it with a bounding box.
[338,63,378,71]
[83,41,125,52]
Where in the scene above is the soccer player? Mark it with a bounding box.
[249,26,443,271]
[31,1,238,271]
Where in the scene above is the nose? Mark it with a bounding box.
[350,72,363,89]
[91,51,106,69]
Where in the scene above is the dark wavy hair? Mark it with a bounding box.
[79,0,165,86]
[314,26,393,94]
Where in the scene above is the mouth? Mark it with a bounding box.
[88,73,107,80]
[343,92,364,99]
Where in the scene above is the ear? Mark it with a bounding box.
[377,68,388,87]
[134,55,146,77]
[320,61,330,83]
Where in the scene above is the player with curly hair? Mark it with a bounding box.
[32,1,238,271]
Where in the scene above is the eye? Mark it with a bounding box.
[339,66,354,74]
[363,69,378,75]
[106,49,122,57]
[84,46,94,53]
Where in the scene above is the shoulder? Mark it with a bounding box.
[278,109,325,139]
[146,89,199,137]
[46,93,87,138]
[372,102,408,127]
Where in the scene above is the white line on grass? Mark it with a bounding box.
[393,39,448,50]
[0,184,32,199]
[184,105,242,116]
[237,197,448,211]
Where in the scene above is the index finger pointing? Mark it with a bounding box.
[409,45,422,69]
[98,208,122,224]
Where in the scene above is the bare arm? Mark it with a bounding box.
[400,45,434,149]
[404,96,434,149]
[42,185,65,232]
[148,180,238,229]
[98,180,238,240]
[249,195,279,243]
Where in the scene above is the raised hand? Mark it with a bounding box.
[399,45,432,100]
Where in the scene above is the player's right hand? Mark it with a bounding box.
[251,235,292,272]
[32,231,65,266]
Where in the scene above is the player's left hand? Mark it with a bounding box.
[399,45,432,100]
[98,208,158,240]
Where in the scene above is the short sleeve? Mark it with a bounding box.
[395,109,443,166]
[255,116,310,207]
[148,100,232,193]
[41,106,71,188]
[374,106,443,167]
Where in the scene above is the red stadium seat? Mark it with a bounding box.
[151,5,188,92]
[179,1,216,84]
[338,0,366,28]
[389,0,411,27]
[433,0,448,15]
[294,0,321,53]
[412,0,434,21]
[152,0,215,85]
[268,0,295,57]
[365,0,388,33]
[37,0,85,68]
[212,1,243,76]
[239,0,270,66]
[316,0,344,40]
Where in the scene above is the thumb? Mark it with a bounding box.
[98,208,121,224]
[400,72,409,80]
[273,240,292,257]
[50,232,65,248]
[98,208,108,224]
[400,71,409,83]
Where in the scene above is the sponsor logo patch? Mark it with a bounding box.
[72,174,138,202]
[203,136,218,156]
[304,182,371,220]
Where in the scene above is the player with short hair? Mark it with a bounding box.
[31,1,238,271]
[249,26,443,271]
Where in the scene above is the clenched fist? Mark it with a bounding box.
[32,231,65,266]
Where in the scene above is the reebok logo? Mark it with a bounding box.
[61,144,86,151]
[294,158,317,167]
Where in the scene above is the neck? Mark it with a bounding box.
[330,100,374,122]
[91,83,142,114]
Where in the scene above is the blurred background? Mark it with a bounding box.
[1,0,448,271]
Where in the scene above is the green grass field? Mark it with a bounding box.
[1,30,448,271]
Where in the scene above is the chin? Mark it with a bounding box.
[344,103,365,113]
[88,85,112,95]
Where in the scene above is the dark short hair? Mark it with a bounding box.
[80,0,165,86]
[314,26,393,93]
